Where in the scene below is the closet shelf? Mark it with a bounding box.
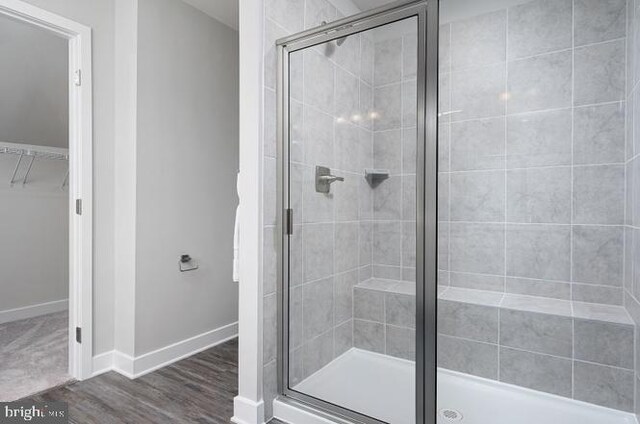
[0,142,69,187]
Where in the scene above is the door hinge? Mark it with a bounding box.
[76,327,82,343]
[76,199,82,215]
[74,69,82,86]
[285,209,293,235]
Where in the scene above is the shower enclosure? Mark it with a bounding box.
[271,0,639,423]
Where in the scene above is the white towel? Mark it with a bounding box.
[233,171,240,283]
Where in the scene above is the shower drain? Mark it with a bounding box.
[439,409,463,422]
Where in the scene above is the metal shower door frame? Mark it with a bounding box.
[276,0,439,422]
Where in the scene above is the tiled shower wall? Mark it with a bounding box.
[438,0,628,305]
[370,27,418,282]
[624,0,640,420]
[284,26,376,386]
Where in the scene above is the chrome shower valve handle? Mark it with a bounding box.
[315,165,344,193]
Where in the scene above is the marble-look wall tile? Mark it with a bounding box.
[574,361,634,412]
[354,319,385,354]
[505,277,570,300]
[373,221,402,266]
[451,63,506,121]
[303,277,334,340]
[450,272,505,292]
[289,286,303,348]
[303,223,334,282]
[572,226,623,286]
[507,0,572,59]
[506,224,571,281]
[450,117,505,171]
[450,171,505,222]
[374,83,402,131]
[374,38,402,87]
[304,50,335,115]
[354,287,385,322]
[499,347,572,398]
[574,40,625,106]
[574,0,626,46]
[450,223,505,275]
[506,109,572,168]
[573,165,625,225]
[263,294,278,364]
[402,176,416,221]
[335,68,360,122]
[333,33,361,78]
[303,107,333,168]
[386,293,415,328]
[507,51,572,113]
[373,176,402,220]
[403,34,418,80]
[303,330,334,378]
[574,319,634,369]
[506,167,572,224]
[438,335,498,379]
[373,130,402,174]
[335,222,359,273]
[386,325,415,360]
[500,309,572,357]
[402,80,417,128]
[572,283,623,306]
[334,173,359,221]
[438,300,499,343]
[263,227,278,296]
[334,320,353,357]
[451,10,506,70]
[573,102,625,165]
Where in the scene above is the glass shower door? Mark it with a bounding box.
[277,2,437,423]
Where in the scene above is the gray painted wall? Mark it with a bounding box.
[135,0,239,355]
[0,14,68,148]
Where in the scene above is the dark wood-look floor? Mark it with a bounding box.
[24,338,239,424]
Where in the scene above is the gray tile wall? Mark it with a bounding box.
[624,0,640,421]
[438,0,628,306]
[440,0,636,415]
[438,292,635,411]
[370,29,418,282]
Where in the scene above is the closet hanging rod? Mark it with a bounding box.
[0,141,69,161]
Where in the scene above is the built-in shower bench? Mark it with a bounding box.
[354,279,636,412]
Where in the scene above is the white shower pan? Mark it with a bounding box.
[288,348,637,424]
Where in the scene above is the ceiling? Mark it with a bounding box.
[181,0,238,30]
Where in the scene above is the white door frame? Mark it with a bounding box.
[0,0,93,380]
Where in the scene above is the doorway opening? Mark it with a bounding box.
[0,0,93,400]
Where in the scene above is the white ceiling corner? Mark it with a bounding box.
[181,0,238,30]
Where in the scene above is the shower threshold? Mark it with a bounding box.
[290,348,636,424]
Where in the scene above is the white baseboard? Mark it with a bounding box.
[91,351,114,377]
[93,321,238,379]
[232,396,265,424]
[0,299,68,324]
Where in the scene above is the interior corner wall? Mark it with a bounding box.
[113,0,138,358]
[20,0,117,357]
[134,0,239,356]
